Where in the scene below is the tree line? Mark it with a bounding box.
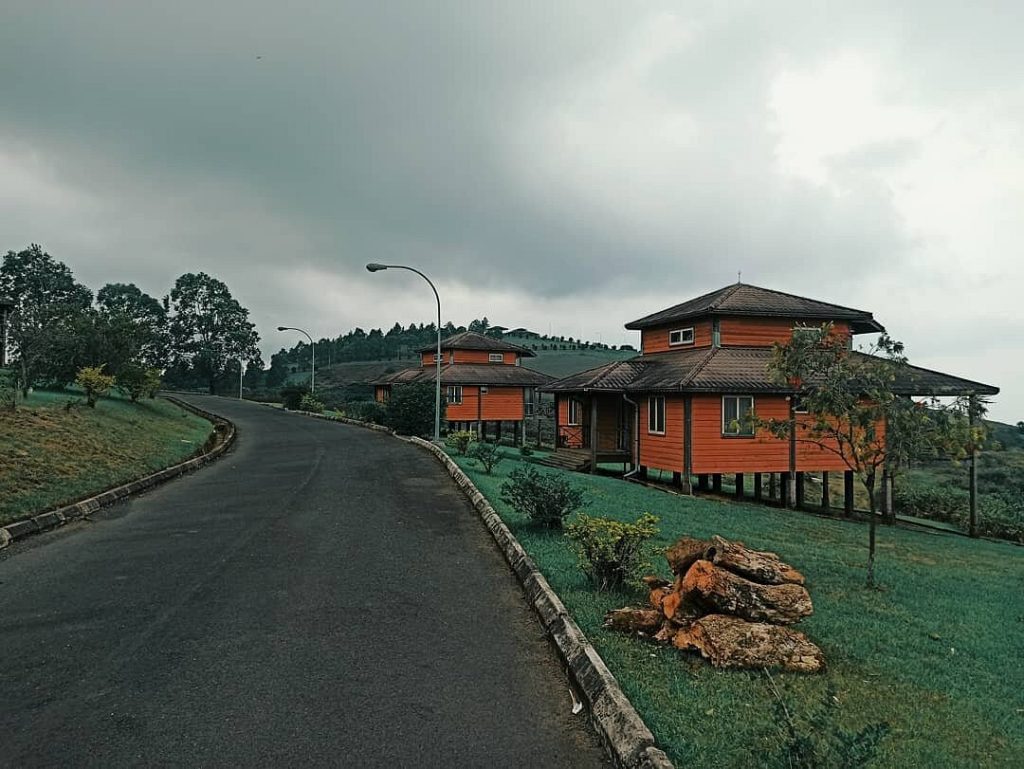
[0,244,260,398]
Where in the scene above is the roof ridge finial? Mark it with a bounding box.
[737,270,742,284]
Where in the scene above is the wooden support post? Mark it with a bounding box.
[683,395,694,494]
[881,470,893,522]
[754,473,763,502]
[698,474,709,492]
[844,470,855,516]
[553,395,560,449]
[780,472,791,507]
[734,473,744,499]
[639,465,648,480]
[672,471,683,488]
[496,421,503,443]
[712,474,722,493]
[795,472,805,509]
[821,471,830,510]
[768,472,777,501]
[589,397,598,475]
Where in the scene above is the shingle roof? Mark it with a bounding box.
[625,283,884,334]
[543,347,998,396]
[374,363,553,387]
[416,331,536,356]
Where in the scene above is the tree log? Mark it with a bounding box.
[603,607,663,635]
[680,560,812,625]
[703,536,806,586]
[672,614,824,673]
[665,537,710,575]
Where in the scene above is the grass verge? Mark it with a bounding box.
[0,390,213,525]
[452,449,1023,768]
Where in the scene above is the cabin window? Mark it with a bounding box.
[524,388,536,416]
[447,385,463,405]
[449,351,454,363]
[432,352,442,362]
[722,396,755,436]
[488,353,504,363]
[712,318,721,347]
[648,396,666,435]
[669,328,694,346]
[568,398,582,425]
[792,395,809,414]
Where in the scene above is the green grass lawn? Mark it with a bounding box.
[455,449,1023,768]
[0,390,213,525]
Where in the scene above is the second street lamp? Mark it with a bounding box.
[366,263,442,442]
[277,325,316,393]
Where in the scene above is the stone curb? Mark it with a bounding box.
[404,436,674,769]
[260,407,674,767]
[0,395,236,550]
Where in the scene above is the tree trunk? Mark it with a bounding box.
[603,607,664,635]
[702,536,805,586]
[672,614,824,673]
[679,560,813,625]
[665,537,710,575]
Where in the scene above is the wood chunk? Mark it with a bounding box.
[665,537,710,575]
[703,536,805,586]
[679,560,813,625]
[603,607,664,634]
[672,614,824,673]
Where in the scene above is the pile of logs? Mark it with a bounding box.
[604,535,824,673]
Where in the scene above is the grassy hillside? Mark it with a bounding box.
[0,390,213,525]
[454,448,1023,768]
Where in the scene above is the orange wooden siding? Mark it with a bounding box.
[453,350,518,365]
[420,350,455,366]
[374,385,390,403]
[688,394,850,474]
[446,386,526,421]
[642,320,713,354]
[639,396,684,473]
[719,318,851,347]
[557,396,585,447]
[445,385,481,421]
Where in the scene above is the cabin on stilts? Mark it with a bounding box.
[372,331,552,444]
[541,282,999,526]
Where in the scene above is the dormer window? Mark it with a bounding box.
[488,352,504,363]
[669,327,695,346]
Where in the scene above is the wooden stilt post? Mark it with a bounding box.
[754,473,763,501]
[698,474,709,492]
[769,472,777,501]
[496,421,503,443]
[589,397,598,474]
[712,474,722,493]
[639,465,648,480]
[821,471,830,510]
[795,472,805,509]
[781,472,791,507]
[734,473,744,499]
[844,470,855,516]
[672,471,683,489]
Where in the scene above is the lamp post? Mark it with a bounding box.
[366,263,441,442]
[277,326,316,393]
[0,296,13,368]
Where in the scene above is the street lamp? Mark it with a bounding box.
[0,296,13,368]
[277,325,316,393]
[366,263,442,442]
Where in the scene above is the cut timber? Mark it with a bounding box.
[603,608,663,635]
[680,560,812,625]
[665,537,710,575]
[672,614,824,673]
[703,536,805,586]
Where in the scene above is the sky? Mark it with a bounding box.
[2,2,1021,421]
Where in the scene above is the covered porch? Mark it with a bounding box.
[544,392,634,473]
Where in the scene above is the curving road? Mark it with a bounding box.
[0,395,607,767]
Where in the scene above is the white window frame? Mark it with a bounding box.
[524,388,536,416]
[722,395,755,436]
[567,398,582,426]
[668,327,695,347]
[446,385,463,405]
[792,394,809,414]
[648,396,666,435]
[488,352,504,363]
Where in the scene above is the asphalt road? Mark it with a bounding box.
[0,395,608,768]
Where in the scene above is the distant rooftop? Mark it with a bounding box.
[417,330,536,356]
[625,282,884,334]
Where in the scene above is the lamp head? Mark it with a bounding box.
[276,326,288,331]
[365,263,388,272]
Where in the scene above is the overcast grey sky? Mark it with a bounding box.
[2,2,1020,420]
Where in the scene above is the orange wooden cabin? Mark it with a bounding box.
[543,283,998,511]
[373,331,553,443]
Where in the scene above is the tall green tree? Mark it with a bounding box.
[763,324,979,587]
[166,273,259,394]
[0,245,93,395]
[95,282,170,373]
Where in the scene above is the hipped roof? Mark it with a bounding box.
[374,363,553,387]
[416,330,536,357]
[625,283,884,334]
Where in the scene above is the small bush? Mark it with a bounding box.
[116,364,150,402]
[519,444,534,457]
[565,513,659,590]
[348,400,388,425]
[0,367,16,411]
[500,466,585,529]
[75,365,115,408]
[445,430,476,455]
[385,381,439,436]
[280,386,308,410]
[144,368,162,398]
[300,393,325,413]
[470,441,503,474]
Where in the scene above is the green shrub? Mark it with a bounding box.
[385,381,438,436]
[116,364,150,402]
[144,368,162,398]
[519,444,534,457]
[75,365,115,408]
[565,512,659,590]
[894,482,1024,543]
[0,367,16,411]
[445,430,476,455]
[500,466,585,529]
[280,385,308,410]
[300,393,325,413]
[470,441,503,474]
[348,400,388,425]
